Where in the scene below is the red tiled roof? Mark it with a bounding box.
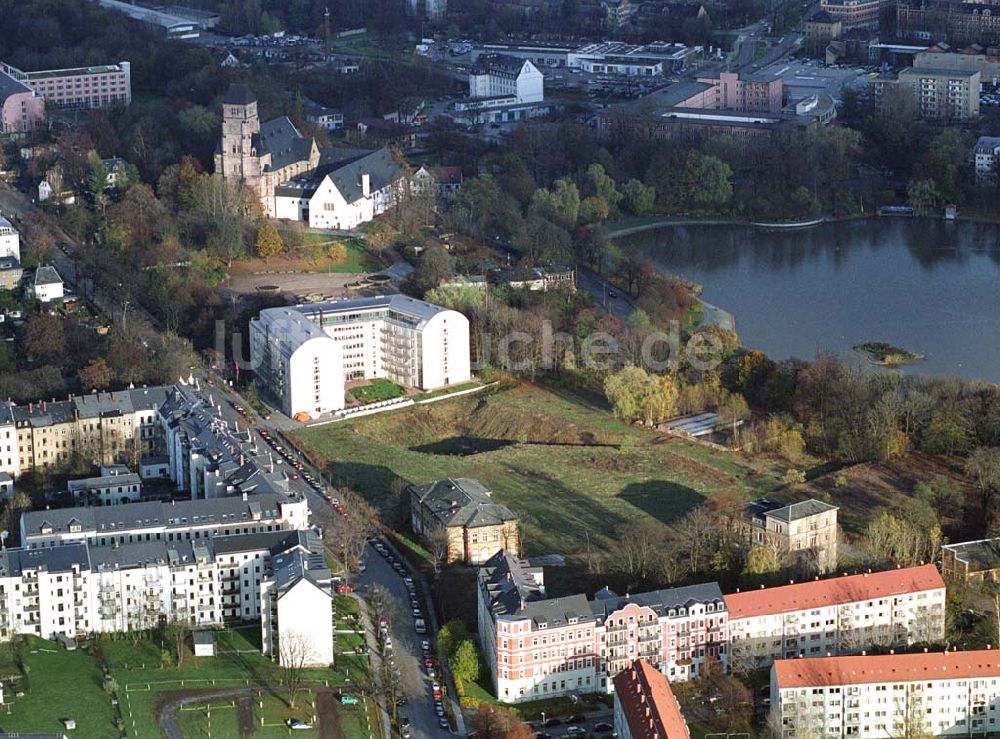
[612,659,690,739]
[724,564,944,620]
[774,649,1000,688]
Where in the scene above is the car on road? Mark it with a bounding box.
[434,700,445,716]
[439,716,450,730]
[565,727,587,736]
[593,722,613,733]
[421,639,431,652]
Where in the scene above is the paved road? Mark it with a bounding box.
[576,266,636,322]
[358,543,447,739]
[209,378,450,737]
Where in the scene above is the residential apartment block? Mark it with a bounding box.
[942,537,1000,582]
[770,649,1000,738]
[260,543,334,667]
[477,552,728,703]
[0,72,44,133]
[873,67,980,121]
[0,528,327,649]
[67,469,142,506]
[743,498,839,574]
[469,55,544,104]
[20,492,308,549]
[820,0,887,30]
[409,478,520,565]
[726,565,946,671]
[613,659,691,739]
[0,216,19,262]
[249,296,471,419]
[0,60,131,110]
[970,137,1000,184]
[690,71,785,114]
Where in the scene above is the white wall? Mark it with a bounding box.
[0,227,19,261]
[420,311,471,388]
[275,579,333,666]
[287,336,345,417]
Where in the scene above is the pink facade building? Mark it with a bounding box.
[691,71,784,113]
[0,61,131,111]
[477,552,728,703]
[0,73,44,134]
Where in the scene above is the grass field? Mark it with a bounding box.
[293,382,781,555]
[0,637,117,737]
[104,627,367,738]
[351,379,404,404]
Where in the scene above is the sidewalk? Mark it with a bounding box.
[354,593,392,739]
[381,536,467,737]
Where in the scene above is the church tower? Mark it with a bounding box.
[215,83,263,193]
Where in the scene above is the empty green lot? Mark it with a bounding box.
[294,383,780,555]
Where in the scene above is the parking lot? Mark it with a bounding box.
[756,58,872,101]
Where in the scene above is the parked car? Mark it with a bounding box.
[335,584,354,593]
[286,718,313,729]
[565,727,587,736]
[593,722,613,733]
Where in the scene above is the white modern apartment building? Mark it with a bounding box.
[261,545,333,667]
[469,55,544,104]
[20,492,308,549]
[771,649,1000,738]
[477,552,728,704]
[0,528,324,642]
[249,296,471,418]
[0,216,19,261]
[726,565,946,671]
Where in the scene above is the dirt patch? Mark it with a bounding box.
[155,687,267,739]
[315,690,343,738]
[236,695,254,737]
[658,449,737,486]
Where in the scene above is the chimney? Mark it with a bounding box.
[42,401,47,412]
[361,173,371,197]
[242,491,248,501]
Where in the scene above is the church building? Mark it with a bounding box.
[214,83,320,217]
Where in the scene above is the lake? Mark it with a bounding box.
[620,218,1000,384]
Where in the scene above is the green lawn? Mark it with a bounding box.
[0,637,118,737]
[320,239,383,274]
[350,379,405,404]
[102,628,367,738]
[293,382,777,555]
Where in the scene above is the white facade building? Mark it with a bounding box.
[67,471,142,506]
[30,264,63,302]
[0,527,323,642]
[261,546,333,667]
[771,649,1000,738]
[726,565,946,671]
[972,135,1000,183]
[250,296,471,419]
[273,147,407,231]
[0,216,19,261]
[469,55,544,104]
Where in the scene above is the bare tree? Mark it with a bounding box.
[162,617,192,667]
[429,526,450,574]
[278,630,315,709]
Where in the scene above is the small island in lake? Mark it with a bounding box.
[853,341,925,366]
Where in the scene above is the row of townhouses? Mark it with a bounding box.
[477,553,947,704]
